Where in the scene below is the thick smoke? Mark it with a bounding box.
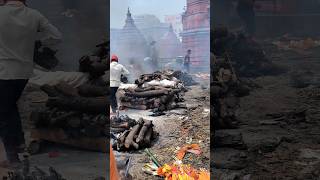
[29,0,108,71]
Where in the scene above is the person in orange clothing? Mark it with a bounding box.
[110,146,120,180]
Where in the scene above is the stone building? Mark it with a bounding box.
[158,25,183,60]
[134,14,170,43]
[181,0,210,72]
[112,8,149,65]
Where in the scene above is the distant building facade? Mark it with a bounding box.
[111,8,184,68]
[181,0,210,71]
[111,8,149,65]
[164,14,183,40]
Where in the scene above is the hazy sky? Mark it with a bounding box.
[111,0,186,28]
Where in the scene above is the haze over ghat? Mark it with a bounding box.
[111,0,186,28]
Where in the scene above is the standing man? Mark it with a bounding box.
[149,41,159,71]
[237,0,256,36]
[0,0,62,168]
[184,49,192,73]
[110,55,129,114]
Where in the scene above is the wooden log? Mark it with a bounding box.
[144,127,154,146]
[119,103,148,110]
[134,86,156,92]
[125,120,143,149]
[119,130,130,145]
[111,122,129,129]
[111,127,128,134]
[30,129,107,152]
[136,120,152,144]
[50,112,78,126]
[55,82,79,97]
[83,124,102,137]
[125,89,169,98]
[78,84,108,97]
[30,110,49,125]
[46,96,108,114]
[40,85,60,97]
[67,116,81,128]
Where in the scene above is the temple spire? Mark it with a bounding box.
[125,7,134,25]
[127,7,131,17]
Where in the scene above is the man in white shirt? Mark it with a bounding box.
[0,0,62,168]
[110,55,129,113]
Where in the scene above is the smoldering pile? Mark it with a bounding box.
[212,27,284,78]
[118,70,188,113]
[111,115,157,151]
[30,41,110,138]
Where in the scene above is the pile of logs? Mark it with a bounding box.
[31,82,109,138]
[30,41,110,138]
[212,27,284,78]
[111,116,157,151]
[118,71,187,111]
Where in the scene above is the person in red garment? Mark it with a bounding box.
[110,55,129,114]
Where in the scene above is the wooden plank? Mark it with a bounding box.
[30,129,107,153]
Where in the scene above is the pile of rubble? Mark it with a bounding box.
[111,116,157,151]
[118,70,188,112]
[212,27,284,78]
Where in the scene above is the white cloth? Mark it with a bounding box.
[30,69,89,87]
[118,83,137,90]
[110,61,129,87]
[144,79,177,88]
[0,2,62,79]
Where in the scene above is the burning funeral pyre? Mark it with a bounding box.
[117,70,193,113]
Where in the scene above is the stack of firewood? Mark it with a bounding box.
[118,71,187,111]
[29,41,110,138]
[31,82,109,138]
[111,117,157,151]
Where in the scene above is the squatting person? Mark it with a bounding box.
[0,0,62,168]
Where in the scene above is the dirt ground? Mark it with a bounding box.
[115,84,211,180]
[213,42,320,179]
